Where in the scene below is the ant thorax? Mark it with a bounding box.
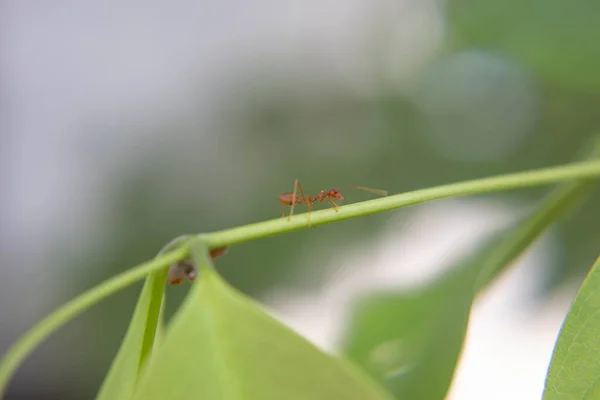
[316,191,328,202]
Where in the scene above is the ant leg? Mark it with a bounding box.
[328,198,340,212]
[288,179,299,221]
[296,179,309,205]
[295,180,312,225]
[288,179,310,221]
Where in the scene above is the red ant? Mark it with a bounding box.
[277,179,387,225]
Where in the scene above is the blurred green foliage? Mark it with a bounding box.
[341,172,597,400]
[449,0,600,92]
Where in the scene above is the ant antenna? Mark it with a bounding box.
[340,186,388,197]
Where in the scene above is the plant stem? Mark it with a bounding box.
[203,160,600,248]
[0,246,189,394]
[1,159,600,395]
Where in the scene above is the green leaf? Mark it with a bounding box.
[449,0,600,92]
[96,271,167,400]
[342,273,474,400]
[132,239,394,400]
[153,300,166,348]
[341,177,596,400]
[96,236,190,400]
[543,256,600,400]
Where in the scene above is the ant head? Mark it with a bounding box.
[328,188,344,200]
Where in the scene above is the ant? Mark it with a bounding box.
[168,246,228,285]
[277,179,387,225]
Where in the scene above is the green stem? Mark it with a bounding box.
[203,160,600,248]
[0,246,189,394]
[1,159,600,395]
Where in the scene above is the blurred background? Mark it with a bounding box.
[1,1,599,399]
